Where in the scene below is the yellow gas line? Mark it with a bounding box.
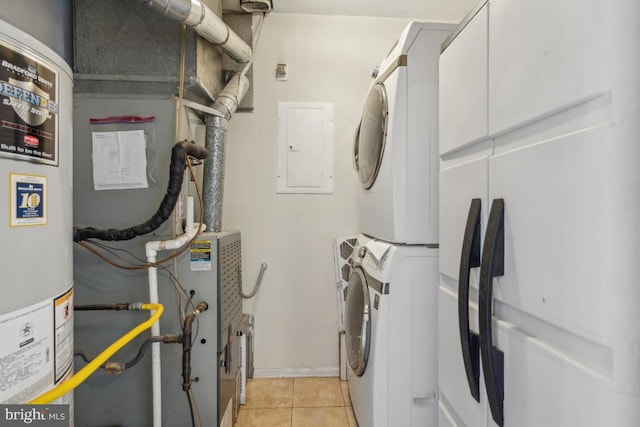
[29,303,164,405]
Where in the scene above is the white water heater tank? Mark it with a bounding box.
[0,14,74,415]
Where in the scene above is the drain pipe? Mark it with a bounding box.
[203,73,249,231]
[145,196,205,427]
[139,0,252,63]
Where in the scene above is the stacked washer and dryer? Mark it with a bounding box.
[345,22,453,427]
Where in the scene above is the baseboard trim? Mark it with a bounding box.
[253,367,339,378]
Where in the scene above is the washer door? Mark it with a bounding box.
[345,267,371,376]
[354,83,388,189]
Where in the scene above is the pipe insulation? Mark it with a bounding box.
[73,140,207,242]
[140,0,253,63]
[203,74,249,231]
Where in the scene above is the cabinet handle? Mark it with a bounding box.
[458,198,482,402]
[479,198,505,427]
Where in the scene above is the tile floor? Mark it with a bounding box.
[236,377,358,427]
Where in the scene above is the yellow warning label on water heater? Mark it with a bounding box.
[9,173,47,227]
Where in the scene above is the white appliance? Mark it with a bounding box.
[346,235,439,426]
[333,235,358,380]
[0,12,74,416]
[438,1,640,426]
[353,21,453,244]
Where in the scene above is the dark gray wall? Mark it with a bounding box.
[72,96,212,426]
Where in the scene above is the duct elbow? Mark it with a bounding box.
[142,0,253,64]
[140,0,193,22]
[213,73,250,119]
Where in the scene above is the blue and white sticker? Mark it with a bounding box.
[10,173,47,226]
[190,239,212,271]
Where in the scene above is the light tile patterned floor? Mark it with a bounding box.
[236,377,358,427]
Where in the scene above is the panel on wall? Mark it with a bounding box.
[276,102,333,194]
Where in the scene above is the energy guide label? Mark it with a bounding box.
[191,239,212,271]
[0,298,54,403]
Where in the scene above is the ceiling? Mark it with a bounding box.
[271,0,478,21]
[222,0,479,22]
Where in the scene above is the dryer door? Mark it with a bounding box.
[354,83,388,189]
[345,266,372,376]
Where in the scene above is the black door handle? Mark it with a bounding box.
[458,198,482,402]
[479,198,505,426]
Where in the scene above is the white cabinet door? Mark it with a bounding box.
[439,4,488,156]
[439,156,489,427]
[488,0,608,134]
[487,126,640,426]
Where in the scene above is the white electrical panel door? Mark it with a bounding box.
[277,102,333,194]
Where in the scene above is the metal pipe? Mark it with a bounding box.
[242,262,268,299]
[140,0,252,63]
[202,115,227,232]
[213,73,250,120]
[181,302,209,391]
[202,74,249,231]
[145,197,205,427]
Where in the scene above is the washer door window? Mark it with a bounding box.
[355,83,388,189]
[345,267,371,376]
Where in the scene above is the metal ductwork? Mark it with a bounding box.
[203,73,249,231]
[240,0,272,13]
[140,0,252,63]
[141,0,255,232]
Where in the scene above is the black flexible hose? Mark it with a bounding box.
[123,337,159,370]
[73,140,208,242]
[74,349,106,369]
[74,303,131,311]
[122,335,179,370]
[74,335,180,373]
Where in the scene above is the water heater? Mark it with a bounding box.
[0,9,74,416]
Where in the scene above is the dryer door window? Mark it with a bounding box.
[345,267,371,376]
[355,83,388,189]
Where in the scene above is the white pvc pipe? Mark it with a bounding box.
[145,253,162,427]
[145,196,204,427]
[186,196,194,234]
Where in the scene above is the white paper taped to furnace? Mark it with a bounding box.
[92,130,148,190]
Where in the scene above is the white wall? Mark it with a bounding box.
[222,14,418,376]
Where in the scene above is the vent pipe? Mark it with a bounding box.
[140,0,252,63]
[240,0,273,13]
[203,73,249,231]
[141,0,256,231]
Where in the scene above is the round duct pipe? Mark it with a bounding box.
[141,0,253,63]
[202,115,228,232]
[241,0,272,13]
[202,73,249,231]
